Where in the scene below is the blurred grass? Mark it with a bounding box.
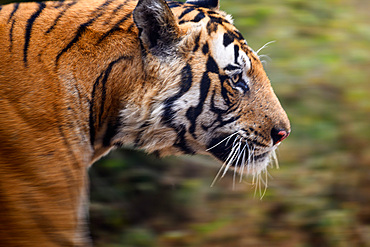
[1,0,369,246]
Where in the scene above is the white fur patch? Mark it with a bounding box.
[211,31,251,74]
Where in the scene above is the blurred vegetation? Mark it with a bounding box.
[1,0,369,246]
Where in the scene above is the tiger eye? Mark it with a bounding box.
[232,73,240,83]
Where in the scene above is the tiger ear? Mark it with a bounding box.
[186,0,220,10]
[133,0,181,57]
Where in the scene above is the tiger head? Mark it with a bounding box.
[116,0,290,176]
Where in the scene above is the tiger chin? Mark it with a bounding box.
[0,0,290,245]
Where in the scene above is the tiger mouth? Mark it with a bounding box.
[207,134,271,171]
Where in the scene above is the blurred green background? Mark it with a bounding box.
[2,0,369,246]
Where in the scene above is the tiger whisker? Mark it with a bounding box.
[211,135,241,187]
[223,137,240,165]
[239,147,247,182]
[260,169,268,200]
[210,161,226,187]
[256,40,275,55]
[206,132,238,151]
[258,54,272,60]
[248,145,256,176]
[222,137,241,177]
[232,138,244,189]
[253,174,257,198]
[234,141,245,169]
[254,168,268,200]
[259,175,263,198]
[259,54,272,66]
[236,141,248,182]
[251,145,258,198]
[222,138,241,177]
[271,149,279,169]
[231,133,240,147]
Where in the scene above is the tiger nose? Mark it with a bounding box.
[271,128,290,146]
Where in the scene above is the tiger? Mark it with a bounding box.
[0,0,290,245]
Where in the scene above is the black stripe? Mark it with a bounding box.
[186,73,210,137]
[206,55,219,74]
[202,42,209,54]
[55,23,89,65]
[178,7,193,20]
[233,30,244,41]
[201,89,227,131]
[209,15,228,25]
[98,55,131,126]
[234,44,239,64]
[179,10,206,25]
[55,0,114,65]
[7,3,19,23]
[210,88,228,115]
[89,56,128,146]
[97,12,132,44]
[9,19,15,52]
[98,58,124,125]
[174,125,194,154]
[127,23,135,33]
[223,32,234,47]
[219,74,232,105]
[186,0,218,9]
[186,76,209,136]
[161,63,194,154]
[103,2,124,25]
[224,64,240,71]
[213,115,241,131]
[103,117,121,147]
[192,11,206,22]
[167,1,182,8]
[89,73,104,146]
[53,0,66,9]
[24,2,46,67]
[94,0,115,14]
[207,10,217,15]
[46,1,77,34]
[162,63,193,124]
[192,33,201,52]
[186,56,219,137]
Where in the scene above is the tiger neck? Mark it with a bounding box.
[85,55,186,163]
[58,38,149,163]
[82,54,147,163]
